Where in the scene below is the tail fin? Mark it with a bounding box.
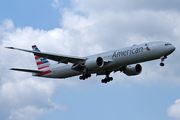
[32,45,50,70]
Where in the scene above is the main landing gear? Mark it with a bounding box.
[101,72,113,84]
[160,56,167,67]
[79,73,91,80]
[79,68,91,80]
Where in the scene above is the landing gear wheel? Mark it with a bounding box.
[101,79,105,83]
[110,77,113,81]
[160,63,164,66]
[101,77,113,84]
[79,73,91,80]
[79,76,85,80]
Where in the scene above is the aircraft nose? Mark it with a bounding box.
[164,43,175,55]
[171,45,176,52]
[167,44,176,55]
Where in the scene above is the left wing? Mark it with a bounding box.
[6,47,87,64]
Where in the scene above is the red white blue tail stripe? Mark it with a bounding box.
[32,45,50,70]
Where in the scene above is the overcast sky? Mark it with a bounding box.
[0,0,180,120]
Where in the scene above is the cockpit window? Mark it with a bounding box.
[165,43,172,46]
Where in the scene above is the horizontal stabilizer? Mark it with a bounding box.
[10,68,43,73]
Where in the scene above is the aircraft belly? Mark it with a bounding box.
[52,65,81,78]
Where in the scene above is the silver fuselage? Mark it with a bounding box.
[35,41,175,78]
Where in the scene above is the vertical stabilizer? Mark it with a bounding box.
[32,45,50,70]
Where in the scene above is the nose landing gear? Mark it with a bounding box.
[160,63,164,66]
[160,56,167,67]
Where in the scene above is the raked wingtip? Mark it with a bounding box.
[5,47,14,49]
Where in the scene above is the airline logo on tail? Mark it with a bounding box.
[32,45,50,70]
[32,45,51,76]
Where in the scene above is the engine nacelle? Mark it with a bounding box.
[85,57,104,70]
[123,64,142,76]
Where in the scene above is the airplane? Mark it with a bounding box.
[6,41,175,83]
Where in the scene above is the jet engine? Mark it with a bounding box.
[85,57,104,70]
[123,64,142,76]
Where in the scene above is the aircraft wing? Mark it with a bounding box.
[6,47,87,64]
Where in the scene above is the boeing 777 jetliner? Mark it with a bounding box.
[6,41,175,83]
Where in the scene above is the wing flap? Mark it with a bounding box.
[6,47,87,64]
[10,68,43,73]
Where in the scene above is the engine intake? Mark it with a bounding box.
[123,64,142,76]
[85,57,104,70]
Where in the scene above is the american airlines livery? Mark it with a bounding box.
[6,41,175,83]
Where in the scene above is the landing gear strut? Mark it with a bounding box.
[79,68,91,80]
[101,72,113,84]
[160,56,167,67]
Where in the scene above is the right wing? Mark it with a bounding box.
[6,47,87,64]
